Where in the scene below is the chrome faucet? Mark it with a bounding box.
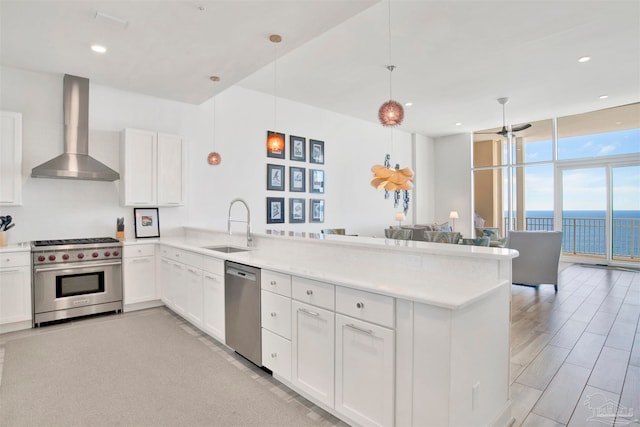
[228,198,253,247]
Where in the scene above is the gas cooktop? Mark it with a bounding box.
[32,237,120,247]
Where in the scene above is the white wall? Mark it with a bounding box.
[1,66,425,243]
[433,133,473,237]
[412,133,435,225]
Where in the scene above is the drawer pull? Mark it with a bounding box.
[356,302,364,309]
[1,269,20,273]
[346,323,374,335]
[299,307,319,317]
[306,290,313,296]
[270,312,277,317]
[270,280,276,286]
[271,353,277,358]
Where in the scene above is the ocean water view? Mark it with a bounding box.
[508,210,640,259]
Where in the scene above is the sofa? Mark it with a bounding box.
[475,227,507,248]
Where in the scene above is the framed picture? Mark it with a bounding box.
[267,164,285,191]
[290,135,306,162]
[310,169,325,193]
[289,198,306,223]
[309,199,325,223]
[310,139,324,164]
[289,166,306,192]
[266,131,285,159]
[133,208,160,238]
[267,197,285,224]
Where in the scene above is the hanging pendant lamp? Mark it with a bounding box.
[266,34,285,153]
[207,75,222,166]
[378,0,404,127]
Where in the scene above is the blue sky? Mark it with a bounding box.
[512,129,639,211]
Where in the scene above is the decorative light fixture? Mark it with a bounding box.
[371,154,413,214]
[449,211,459,232]
[378,0,404,127]
[207,75,222,166]
[267,34,285,153]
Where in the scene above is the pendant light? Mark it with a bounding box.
[207,75,222,166]
[378,0,404,127]
[266,34,285,153]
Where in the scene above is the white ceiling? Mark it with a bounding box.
[1,1,639,137]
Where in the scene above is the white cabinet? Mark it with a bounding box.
[335,314,395,427]
[0,111,22,205]
[291,299,335,407]
[170,261,187,316]
[186,264,203,326]
[261,269,292,381]
[0,250,31,331]
[122,244,157,308]
[202,258,225,342]
[159,257,172,306]
[120,128,184,206]
[159,245,203,327]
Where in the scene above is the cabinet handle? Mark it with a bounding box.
[298,307,319,317]
[346,323,374,335]
[356,302,364,309]
[271,353,277,358]
[306,289,313,296]
[270,312,277,317]
[132,258,150,263]
[270,280,276,286]
[0,269,20,273]
[187,268,198,274]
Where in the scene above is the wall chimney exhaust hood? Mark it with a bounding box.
[31,74,120,182]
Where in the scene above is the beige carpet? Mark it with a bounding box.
[0,309,344,427]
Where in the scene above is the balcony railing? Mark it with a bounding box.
[504,216,638,261]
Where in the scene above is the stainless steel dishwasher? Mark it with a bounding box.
[225,261,262,366]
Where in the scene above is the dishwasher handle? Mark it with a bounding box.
[226,267,257,282]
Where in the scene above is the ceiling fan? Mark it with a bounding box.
[477,97,532,137]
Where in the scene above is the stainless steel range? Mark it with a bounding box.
[31,237,123,327]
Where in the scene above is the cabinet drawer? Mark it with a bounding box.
[0,251,30,268]
[203,256,224,275]
[292,277,334,310]
[123,244,155,258]
[262,328,291,382]
[336,286,394,328]
[164,247,202,269]
[261,270,291,297]
[261,290,291,339]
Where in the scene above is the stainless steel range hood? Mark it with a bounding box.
[31,74,120,182]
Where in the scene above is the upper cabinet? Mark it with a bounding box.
[0,111,23,206]
[120,128,184,207]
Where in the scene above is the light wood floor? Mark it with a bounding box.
[510,264,640,426]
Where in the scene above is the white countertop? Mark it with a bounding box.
[138,228,518,310]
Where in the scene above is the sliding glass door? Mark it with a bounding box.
[612,165,640,263]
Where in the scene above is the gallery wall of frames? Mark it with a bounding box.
[265,131,325,224]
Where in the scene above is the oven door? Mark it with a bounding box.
[33,261,122,314]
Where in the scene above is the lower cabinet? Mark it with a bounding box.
[123,244,157,306]
[0,251,31,329]
[335,314,395,427]
[291,299,335,407]
[202,257,225,342]
[186,265,203,326]
[262,328,292,381]
[159,257,173,307]
[170,261,187,316]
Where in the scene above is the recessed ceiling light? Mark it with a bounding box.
[455,122,462,126]
[578,56,591,63]
[91,44,107,54]
[599,95,608,99]
[404,102,413,107]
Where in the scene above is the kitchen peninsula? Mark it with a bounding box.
[124,226,518,427]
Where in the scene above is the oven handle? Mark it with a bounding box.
[34,261,122,273]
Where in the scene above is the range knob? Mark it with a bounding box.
[38,256,45,262]
[92,252,99,258]
[104,251,111,257]
[77,253,85,259]
[113,250,120,257]
[48,255,56,261]
[62,254,70,260]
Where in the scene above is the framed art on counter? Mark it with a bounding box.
[134,208,160,238]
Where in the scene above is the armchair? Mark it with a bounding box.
[506,231,563,292]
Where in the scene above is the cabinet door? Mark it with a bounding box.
[121,128,157,206]
[123,256,156,305]
[157,133,184,206]
[261,290,291,339]
[291,300,335,407]
[171,262,187,316]
[203,272,225,342]
[0,266,31,324]
[186,266,203,326]
[335,314,395,427]
[262,328,291,382]
[0,111,22,205]
[159,257,173,307]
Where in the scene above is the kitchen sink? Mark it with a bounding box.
[201,245,250,253]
